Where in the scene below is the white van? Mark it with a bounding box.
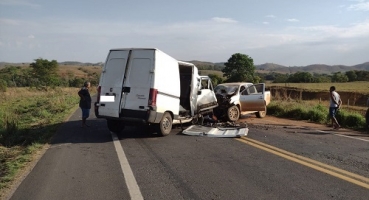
[95,48,217,136]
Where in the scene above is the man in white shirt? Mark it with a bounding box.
[329,86,342,129]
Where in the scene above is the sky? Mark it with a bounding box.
[0,0,368,66]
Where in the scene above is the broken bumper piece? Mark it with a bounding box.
[182,124,249,137]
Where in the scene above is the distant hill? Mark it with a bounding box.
[59,61,103,66]
[187,61,369,75]
[0,61,103,68]
[1,60,368,74]
[256,62,369,74]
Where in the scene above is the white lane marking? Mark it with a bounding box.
[316,130,369,142]
[111,132,144,200]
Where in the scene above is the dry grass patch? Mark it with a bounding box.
[267,82,369,94]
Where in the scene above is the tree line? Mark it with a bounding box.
[1,56,367,92]
[0,58,100,92]
[200,53,369,85]
[264,70,369,83]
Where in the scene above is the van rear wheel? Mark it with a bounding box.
[107,119,125,133]
[157,112,172,136]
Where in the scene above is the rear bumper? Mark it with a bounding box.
[95,104,161,124]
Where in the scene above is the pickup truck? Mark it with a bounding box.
[213,82,271,121]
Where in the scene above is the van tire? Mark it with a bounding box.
[107,119,125,133]
[157,112,172,136]
[227,105,240,122]
[256,106,267,118]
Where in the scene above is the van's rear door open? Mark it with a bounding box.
[98,50,129,118]
[121,49,153,111]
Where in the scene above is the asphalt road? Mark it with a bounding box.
[9,107,369,200]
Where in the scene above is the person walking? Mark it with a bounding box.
[78,81,92,127]
[329,86,342,129]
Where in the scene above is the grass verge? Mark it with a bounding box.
[267,100,367,130]
[0,87,95,196]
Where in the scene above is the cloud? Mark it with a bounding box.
[348,1,369,11]
[0,18,22,25]
[265,15,276,18]
[28,35,35,39]
[211,17,238,23]
[287,18,299,22]
[0,0,41,8]
[0,16,368,66]
[298,19,369,38]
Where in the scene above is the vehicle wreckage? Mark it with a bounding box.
[182,82,270,137]
[94,48,268,137]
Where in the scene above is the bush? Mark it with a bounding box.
[0,118,20,147]
[285,107,309,120]
[0,80,7,92]
[342,113,366,128]
[308,108,327,123]
[266,102,285,116]
[268,100,367,130]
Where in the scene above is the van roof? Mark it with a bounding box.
[110,48,159,51]
[178,60,195,67]
[109,48,195,67]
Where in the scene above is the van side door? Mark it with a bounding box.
[239,83,266,111]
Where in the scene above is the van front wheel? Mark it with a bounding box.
[157,112,172,136]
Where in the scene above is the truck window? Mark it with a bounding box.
[201,79,208,89]
[249,86,256,94]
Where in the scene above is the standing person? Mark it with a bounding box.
[78,81,91,127]
[329,86,342,129]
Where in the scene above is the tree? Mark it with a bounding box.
[30,58,59,86]
[222,53,255,82]
[208,73,223,86]
[287,72,313,83]
[253,75,262,83]
[345,70,357,82]
[332,72,348,83]
[273,74,289,83]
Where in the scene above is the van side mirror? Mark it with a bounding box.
[197,91,202,95]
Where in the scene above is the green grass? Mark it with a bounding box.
[267,100,367,130]
[0,87,94,196]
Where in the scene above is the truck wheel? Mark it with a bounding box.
[107,119,125,133]
[227,105,240,122]
[256,106,267,118]
[157,112,172,136]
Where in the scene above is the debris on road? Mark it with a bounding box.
[182,122,249,137]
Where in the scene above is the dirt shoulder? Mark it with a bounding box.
[239,115,369,138]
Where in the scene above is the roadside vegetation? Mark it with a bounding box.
[267,100,367,130]
[0,87,84,193]
[0,59,100,90]
[0,58,98,196]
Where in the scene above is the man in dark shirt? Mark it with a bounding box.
[78,81,91,127]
